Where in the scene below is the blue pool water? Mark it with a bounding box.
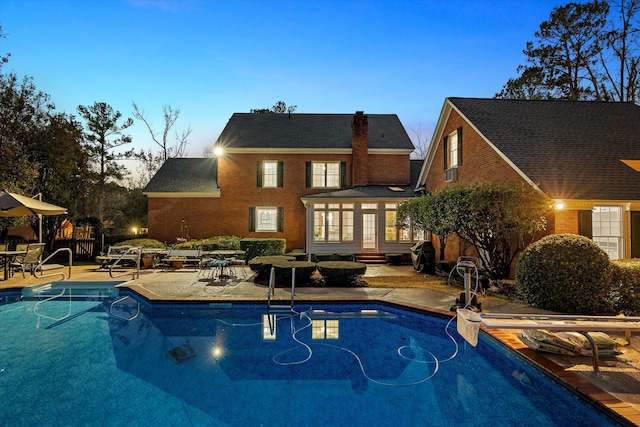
[0,290,630,427]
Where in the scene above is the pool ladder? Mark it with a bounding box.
[267,267,296,312]
[109,247,141,280]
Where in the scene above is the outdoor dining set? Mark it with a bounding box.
[97,246,247,281]
[159,248,247,280]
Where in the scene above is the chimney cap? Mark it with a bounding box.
[355,111,364,115]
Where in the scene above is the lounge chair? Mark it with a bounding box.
[11,243,45,278]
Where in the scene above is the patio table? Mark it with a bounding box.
[0,250,27,281]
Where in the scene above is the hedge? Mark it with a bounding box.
[317,261,367,287]
[241,238,286,261]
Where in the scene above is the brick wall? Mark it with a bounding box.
[425,110,524,192]
[147,197,224,244]
[369,154,410,184]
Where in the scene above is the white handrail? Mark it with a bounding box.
[32,247,73,281]
[109,247,141,279]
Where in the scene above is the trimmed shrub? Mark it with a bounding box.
[515,234,611,314]
[241,238,286,261]
[317,261,367,287]
[285,251,308,261]
[385,253,403,265]
[314,254,334,262]
[336,253,354,261]
[117,238,165,248]
[273,261,318,286]
[248,255,295,279]
[435,261,457,276]
[608,259,640,315]
[175,236,241,251]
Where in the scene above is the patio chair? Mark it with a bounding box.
[11,243,45,278]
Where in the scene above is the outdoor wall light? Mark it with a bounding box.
[555,201,565,210]
[213,146,224,157]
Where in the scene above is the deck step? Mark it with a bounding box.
[355,254,387,264]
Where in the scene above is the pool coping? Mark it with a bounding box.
[123,284,640,426]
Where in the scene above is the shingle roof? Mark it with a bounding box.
[143,158,218,193]
[302,160,424,200]
[449,97,640,200]
[216,113,414,151]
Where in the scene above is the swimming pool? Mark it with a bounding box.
[0,289,630,427]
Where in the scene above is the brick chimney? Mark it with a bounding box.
[351,111,368,186]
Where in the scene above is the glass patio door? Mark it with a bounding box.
[362,213,377,252]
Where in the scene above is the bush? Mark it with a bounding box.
[515,234,611,314]
[241,238,286,261]
[248,255,295,279]
[317,261,367,287]
[314,254,334,262]
[385,253,403,265]
[273,261,317,286]
[285,251,308,261]
[116,238,165,249]
[608,259,640,315]
[173,236,241,251]
[435,261,457,276]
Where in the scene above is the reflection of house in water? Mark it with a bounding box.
[108,305,422,396]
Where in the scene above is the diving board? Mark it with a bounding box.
[457,309,640,370]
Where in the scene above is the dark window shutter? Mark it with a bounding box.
[277,161,284,188]
[256,161,263,188]
[578,210,593,239]
[249,207,256,232]
[305,162,312,188]
[340,161,347,188]
[457,127,463,166]
[277,207,284,232]
[443,135,448,170]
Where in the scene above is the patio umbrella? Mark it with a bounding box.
[0,191,67,217]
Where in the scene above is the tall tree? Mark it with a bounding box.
[497,1,612,100]
[131,102,192,183]
[0,35,57,240]
[599,0,640,102]
[77,102,134,222]
[29,112,88,248]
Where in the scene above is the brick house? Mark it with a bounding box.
[144,111,423,257]
[417,97,640,261]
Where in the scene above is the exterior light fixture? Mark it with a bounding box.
[213,146,224,157]
[555,201,565,210]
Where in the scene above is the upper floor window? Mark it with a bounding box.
[444,127,462,182]
[306,161,346,188]
[257,161,283,188]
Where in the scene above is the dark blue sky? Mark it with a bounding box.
[0,0,563,159]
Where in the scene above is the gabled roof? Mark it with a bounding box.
[143,158,219,194]
[420,97,640,200]
[302,160,424,200]
[215,113,414,152]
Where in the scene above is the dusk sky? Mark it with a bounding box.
[0,0,564,162]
